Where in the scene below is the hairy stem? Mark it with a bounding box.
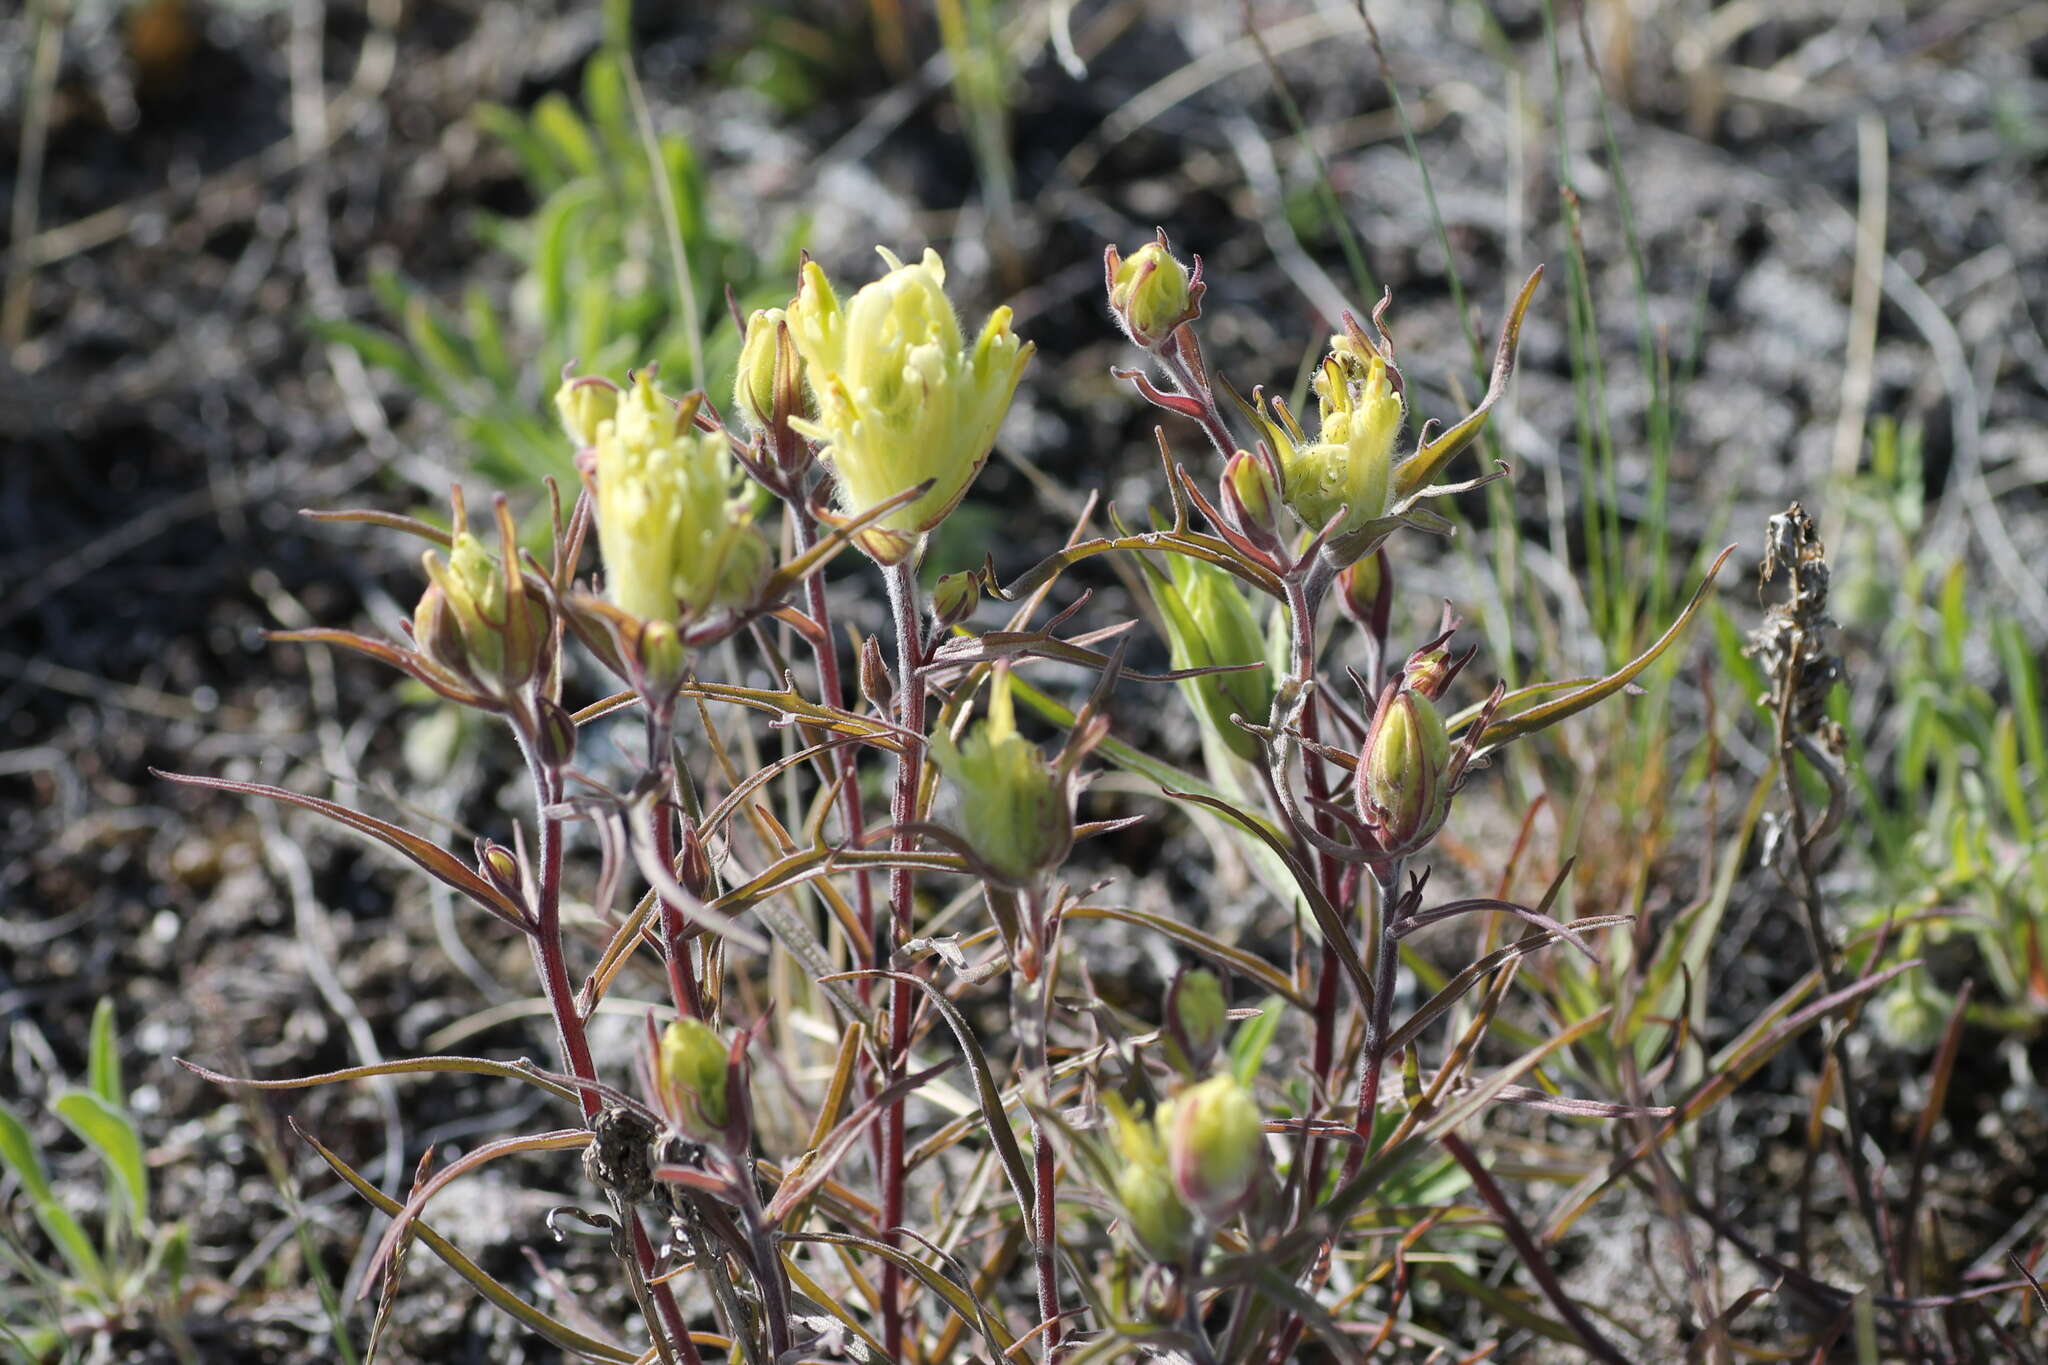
[1020,922,1065,1362]
[521,724,696,1362]
[791,509,878,978]
[880,556,928,1359]
[1260,569,1351,1365]
[1347,859,1404,1169]
[647,712,703,1020]
[1158,340,1239,460]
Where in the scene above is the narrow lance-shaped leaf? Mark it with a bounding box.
[294,1122,638,1363]
[153,770,531,933]
[177,1055,581,1107]
[826,969,1038,1238]
[360,1128,594,1296]
[1469,545,1737,753]
[88,998,121,1107]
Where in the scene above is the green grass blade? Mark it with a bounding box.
[50,1090,147,1229]
[0,1102,109,1296]
[87,999,121,1108]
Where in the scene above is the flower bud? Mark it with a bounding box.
[557,375,621,452]
[659,1016,732,1143]
[636,620,687,696]
[1876,983,1949,1052]
[931,570,980,630]
[932,671,1071,886]
[677,824,714,901]
[1105,234,1198,350]
[1336,549,1392,640]
[1356,687,1453,858]
[1164,968,1227,1076]
[535,697,579,771]
[411,581,469,680]
[1155,554,1272,763]
[1161,1074,1265,1223]
[479,841,524,902]
[732,307,805,435]
[1105,1095,1194,1263]
[786,247,1034,564]
[421,534,515,685]
[1221,449,1282,550]
[858,635,894,714]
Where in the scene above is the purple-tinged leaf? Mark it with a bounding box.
[154,770,531,932]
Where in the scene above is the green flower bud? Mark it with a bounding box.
[1164,968,1227,1076]
[1105,1095,1194,1263]
[786,248,1034,565]
[422,533,509,683]
[556,376,620,450]
[580,371,770,625]
[1337,549,1391,638]
[1161,1074,1265,1223]
[1221,449,1281,546]
[637,621,687,695]
[659,1016,732,1142]
[1356,687,1453,858]
[931,570,980,629]
[411,581,468,680]
[932,672,1071,886]
[733,307,805,434]
[1106,237,1195,349]
[1156,554,1272,763]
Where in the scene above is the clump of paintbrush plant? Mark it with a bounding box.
[164,227,1755,1365]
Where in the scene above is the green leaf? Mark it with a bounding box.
[463,286,513,391]
[472,102,568,194]
[402,297,478,397]
[582,53,637,167]
[1996,617,2046,791]
[0,1102,108,1295]
[531,93,601,179]
[88,999,121,1108]
[1475,546,1736,752]
[51,1090,148,1229]
[308,319,442,402]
